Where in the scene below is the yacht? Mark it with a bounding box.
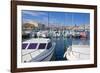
[36,31,48,38]
[22,38,56,62]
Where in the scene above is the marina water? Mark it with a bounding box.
[51,34,90,61]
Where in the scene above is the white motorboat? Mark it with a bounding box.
[63,30,71,38]
[52,31,61,37]
[37,31,48,38]
[22,38,56,62]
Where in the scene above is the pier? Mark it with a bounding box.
[64,45,90,60]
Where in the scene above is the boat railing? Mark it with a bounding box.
[22,49,38,56]
[22,49,38,62]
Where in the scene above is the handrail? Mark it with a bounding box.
[22,49,38,56]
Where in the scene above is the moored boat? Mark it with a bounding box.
[22,38,56,62]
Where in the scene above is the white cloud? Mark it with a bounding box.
[22,18,38,24]
[22,10,48,17]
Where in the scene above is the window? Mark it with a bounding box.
[28,43,37,49]
[47,42,52,49]
[22,43,28,49]
[38,43,46,49]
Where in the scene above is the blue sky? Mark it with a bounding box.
[22,10,90,26]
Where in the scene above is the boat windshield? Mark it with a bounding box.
[47,42,52,49]
[28,43,37,49]
[22,43,28,49]
[38,43,46,49]
[22,42,52,49]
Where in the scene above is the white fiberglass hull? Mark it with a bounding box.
[22,42,55,62]
[30,42,55,62]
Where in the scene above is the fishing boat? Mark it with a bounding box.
[36,31,48,38]
[56,31,61,37]
[63,30,70,38]
[80,31,87,38]
[22,38,56,62]
[52,31,61,38]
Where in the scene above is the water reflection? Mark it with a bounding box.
[51,37,90,61]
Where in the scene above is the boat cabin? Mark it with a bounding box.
[22,38,52,50]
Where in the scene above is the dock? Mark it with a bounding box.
[64,45,90,60]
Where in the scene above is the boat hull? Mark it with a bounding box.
[30,42,55,62]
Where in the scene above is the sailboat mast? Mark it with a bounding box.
[48,12,49,30]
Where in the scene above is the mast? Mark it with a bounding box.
[48,12,50,38]
[48,12,49,31]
